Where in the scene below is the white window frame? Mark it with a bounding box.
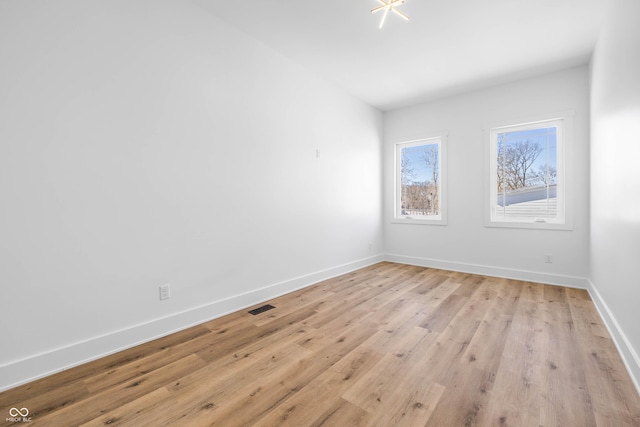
[393,135,447,225]
[484,113,573,230]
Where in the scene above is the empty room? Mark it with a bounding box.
[1,0,639,425]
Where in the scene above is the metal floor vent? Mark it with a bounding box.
[248,304,276,315]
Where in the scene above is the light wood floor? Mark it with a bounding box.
[2,262,640,426]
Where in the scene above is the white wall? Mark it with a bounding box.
[384,67,591,286]
[0,0,383,390]
[589,0,640,389]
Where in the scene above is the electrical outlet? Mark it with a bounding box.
[544,254,553,264]
[159,284,171,300]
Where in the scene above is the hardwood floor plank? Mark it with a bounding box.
[190,323,378,426]
[461,279,521,373]
[309,398,371,427]
[305,274,404,328]
[79,387,171,426]
[425,367,497,426]
[148,308,323,424]
[539,285,598,427]
[342,326,437,412]
[161,345,313,426]
[0,380,90,425]
[566,288,640,425]
[421,293,470,332]
[363,302,429,353]
[28,354,206,426]
[252,347,384,426]
[418,276,462,309]
[405,269,449,295]
[0,324,211,404]
[350,326,445,426]
[1,262,639,427]
[82,329,223,394]
[369,381,445,427]
[159,343,312,425]
[194,306,317,363]
[251,284,334,327]
[477,283,546,426]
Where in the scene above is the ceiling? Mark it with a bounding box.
[190,0,606,111]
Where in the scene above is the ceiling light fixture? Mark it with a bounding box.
[371,0,409,29]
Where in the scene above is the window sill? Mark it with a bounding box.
[392,217,447,226]
[484,219,572,231]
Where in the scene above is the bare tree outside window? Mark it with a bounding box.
[397,141,440,218]
[492,123,560,222]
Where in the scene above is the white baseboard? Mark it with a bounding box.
[587,280,640,396]
[0,254,385,392]
[384,253,589,289]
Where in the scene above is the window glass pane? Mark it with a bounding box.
[399,142,440,218]
[495,126,557,220]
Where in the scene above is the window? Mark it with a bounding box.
[487,117,568,228]
[394,136,446,224]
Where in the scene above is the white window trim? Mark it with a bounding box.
[484,112,574,230]
[392,134,448,226]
